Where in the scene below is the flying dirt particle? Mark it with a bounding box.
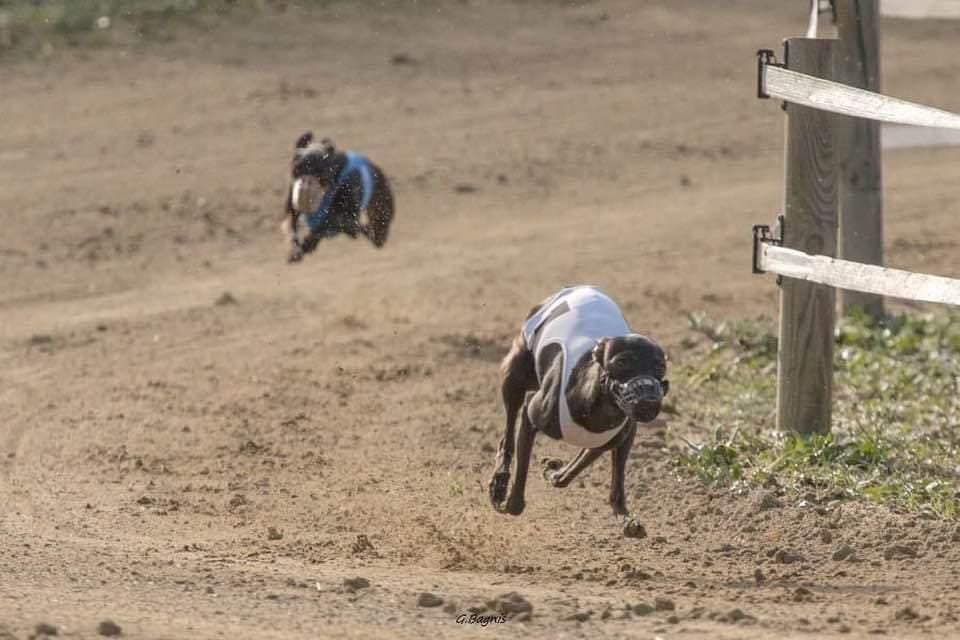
[757,492,782,511]
[228,494,247,508]
[631,602,655,616]
[454,183,478,194]
[390,52,418,66]
[875,597,889,606]
[97,620,122,637]
[496,174,508,184]
[655,598,675,612]
[136,496,153,505]
[34,622,59,636]
[343,577,370,591]
[214,292,238,306]
[622,518,647,539]
[136,131,155,148]
[666,615,680,624]
[884,544,918,561]
[838,624,852,633]
[565,611,591,622]
[754,568,765,584]
[96,323,107,332]
[653,535,668,544]
[821,529,833,544]
[443,602,458,615]
[679,175,692,188]
[29,334,54,345]
[833,544,856,561]
[417,592,444,608]
[601,608,613,620]
[267,527,283,541]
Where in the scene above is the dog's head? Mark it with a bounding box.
[288,131,339,214]
[591,334,669,423]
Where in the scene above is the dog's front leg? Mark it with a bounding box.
[543,447,605,488]
[609,421,638,516]
[282,214,305,263]
[503,393,537,516]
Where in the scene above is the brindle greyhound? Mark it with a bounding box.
[282,132,395,262]
[489,285,669,517]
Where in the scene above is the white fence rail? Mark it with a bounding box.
[761,64,960,129]
[757,243,960,307]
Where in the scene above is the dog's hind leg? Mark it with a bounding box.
[489,335,536,509]
[608,421,638,516]
[363,175,394,248]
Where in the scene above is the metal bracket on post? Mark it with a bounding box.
[756,48,787,111]
[752,215,784,284]
[823,0,838,24]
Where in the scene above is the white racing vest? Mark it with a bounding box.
[521,286,631,449]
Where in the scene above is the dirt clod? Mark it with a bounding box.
[774,549,805,564]
[343,577,370,591]
[622,518,647,539]
[757,493,782,511]
[793,587,814,602]
[214,292,238,306]
[34,623,58,636]
[895,607,921,622]
[417,592,444,608]
[833,544,855,561]
[720,608,755,624]
[487,592,533,620]
[266,526,283,541]
[655,597,675,611]
[97,620,122,636]
[884,545,918,561]
[632,602,655,616]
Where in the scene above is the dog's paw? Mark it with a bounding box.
[540,458,564,484]
[488,472,510,508]
[503,496,526,516]
[287,244,304,263]
[300,234,320,254]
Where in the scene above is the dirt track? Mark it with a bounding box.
[2,1,960,638]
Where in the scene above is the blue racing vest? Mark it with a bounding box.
[305,151,374,233]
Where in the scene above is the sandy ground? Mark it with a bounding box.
[2,1,960,638]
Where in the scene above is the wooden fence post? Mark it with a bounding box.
[834,0,885,318]
[776,38,839,435]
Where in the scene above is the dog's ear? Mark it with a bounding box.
[295,131,314,149]
[319,137,336,156]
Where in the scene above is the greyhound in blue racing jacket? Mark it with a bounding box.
[281,132,395,262]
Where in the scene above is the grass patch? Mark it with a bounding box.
[673,308,960,519]
[0,0,326,56]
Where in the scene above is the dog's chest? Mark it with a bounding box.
[521,287,631,449]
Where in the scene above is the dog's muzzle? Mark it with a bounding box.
[606,375,664,422]
[291,176,325,214]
